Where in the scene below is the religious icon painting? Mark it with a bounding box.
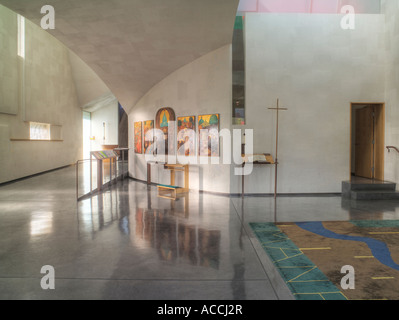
[155,107,176,155]
[143,120,154,154]
[177,116,196,157]
[134,121,142,154]
[198,114,220,157]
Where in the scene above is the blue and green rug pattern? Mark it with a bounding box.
[251,220,399,300]
[250,222,347,300]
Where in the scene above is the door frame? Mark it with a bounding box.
[350,102,385,181]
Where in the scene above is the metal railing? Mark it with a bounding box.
[76,148,129,201]
[387,146,399,154]
[75,158,95,201]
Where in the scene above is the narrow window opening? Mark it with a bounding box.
[232,16,246,125]
[30,122,51,140]
[17,14,25,58]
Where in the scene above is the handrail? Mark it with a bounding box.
[76,158,96,200]
[76,149,129,201]
[76,159,93,163]
[387,146,399,154]
[113,147,129,183]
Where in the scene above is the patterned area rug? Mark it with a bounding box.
[250,220,399,300]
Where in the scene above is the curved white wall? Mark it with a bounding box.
[128,45,233,194]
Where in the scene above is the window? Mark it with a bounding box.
[17,14,25,58]
[232,16,245,125]
[30,122,50,140]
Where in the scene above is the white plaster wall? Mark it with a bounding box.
[91,101,119,150]
[382,0,399,186]
[128,45,232,194]
[0,6,82,184]
[231,13,386,194]
[0,4,18,115]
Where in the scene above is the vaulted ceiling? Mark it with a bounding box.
[0,0,239,113]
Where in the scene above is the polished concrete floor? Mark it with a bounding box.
[1,166,399,300]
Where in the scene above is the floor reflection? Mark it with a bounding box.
[77,179,129,236]
[30,211,53,237]
[134,208,221,269]
[76,160,129,200]
[77,182,222,270]
[341,197,399,220]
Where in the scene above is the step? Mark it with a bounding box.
[351,190,399,200]
[341,197,398,212]
[342,180,396,192]
[342,180,396,198]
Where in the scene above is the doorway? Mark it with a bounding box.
[351,103,385,180]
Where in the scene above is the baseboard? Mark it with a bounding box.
[230,193,342,198]
[128,175,341,198]
[0,164,74,187]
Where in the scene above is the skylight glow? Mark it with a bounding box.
[237,0,381,14]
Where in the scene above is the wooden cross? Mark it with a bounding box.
[268,99,288,199]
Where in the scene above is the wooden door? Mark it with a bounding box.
[355,106,374,178]
[374,104,385,181]
[354,104,385,180]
